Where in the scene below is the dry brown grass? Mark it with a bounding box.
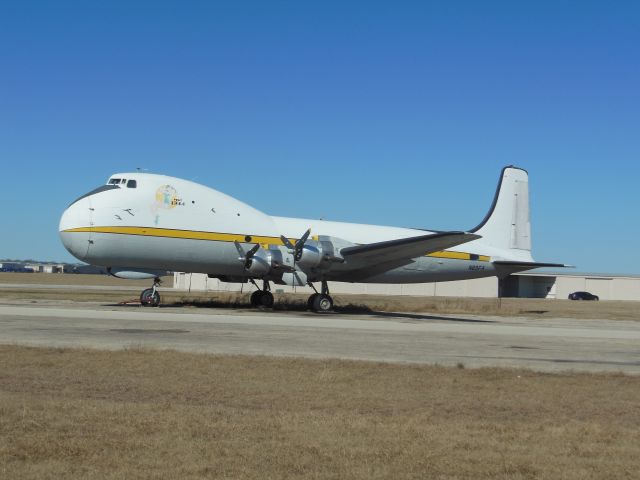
[1,345,639,479]
[2,287,639,320]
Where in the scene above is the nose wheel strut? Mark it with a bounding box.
[307,280,333,313]
[249,279,275,308]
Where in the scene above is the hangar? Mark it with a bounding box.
[501,271,640,301]
[173,271,640,301]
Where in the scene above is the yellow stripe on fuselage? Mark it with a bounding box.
[63,226,490,262]
[65,226,280,245]
[429,250,490,262]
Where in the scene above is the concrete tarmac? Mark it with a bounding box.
[1,300,639,373]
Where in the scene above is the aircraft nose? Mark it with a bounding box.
[59,197,92,261]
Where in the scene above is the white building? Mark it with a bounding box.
[23,263,66,273]
[504,272,640,301]
[174,271,640,301]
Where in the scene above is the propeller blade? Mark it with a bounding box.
[280,229,312,263]
[244,244,261,269]
[235,241,261,269]
[293,229,312,261]
[234,241,245,261]
[247,244,260,258]
[280,235,295,250]
[295,229,311,249]
[272,261,295,272]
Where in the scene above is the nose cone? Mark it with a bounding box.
[59,197,92,261]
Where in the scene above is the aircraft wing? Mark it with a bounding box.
[340,231,481,264]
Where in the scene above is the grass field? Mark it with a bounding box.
[1,345,639,479]
[1,272,639,320]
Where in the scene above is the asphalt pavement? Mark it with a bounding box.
[1,300,639,373]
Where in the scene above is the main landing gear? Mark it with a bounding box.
[249,279,275,308]
[246,279,332,313]
[307,280,333,313]
[140,277,161,307]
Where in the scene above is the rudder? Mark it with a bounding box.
[470,166,532,254]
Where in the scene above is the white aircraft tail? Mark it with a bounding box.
[471,166,532,257]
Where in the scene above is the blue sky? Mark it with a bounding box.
[1,1,639,273]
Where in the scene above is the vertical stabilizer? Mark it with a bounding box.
[471,166,532,256]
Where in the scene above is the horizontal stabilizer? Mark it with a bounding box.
[341,232,481,264]
[493,260,573,276]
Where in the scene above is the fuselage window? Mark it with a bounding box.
[127,179,137,188]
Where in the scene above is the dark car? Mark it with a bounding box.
[568,291,599,301]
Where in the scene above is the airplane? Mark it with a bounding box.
[59,166,566,312]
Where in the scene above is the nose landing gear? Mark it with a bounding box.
[140,277,162,307]
[307,280,333,313]
[249,279,275,308]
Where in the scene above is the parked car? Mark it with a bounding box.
[568,291,599,301]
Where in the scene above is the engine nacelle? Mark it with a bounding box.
[296,241,324,269]
[244,248,272,276]
[238,238,341,280]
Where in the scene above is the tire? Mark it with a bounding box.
[312,294,333,313]
[250,290,262,307]
[307,293,320,310]
[251,290,274,308]
[140,288,160,307]
[259,291,274,308]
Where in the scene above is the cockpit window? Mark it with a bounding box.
[127,179,137,188]
[108,178,121,185]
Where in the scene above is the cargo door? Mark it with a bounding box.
[85,194,95,258]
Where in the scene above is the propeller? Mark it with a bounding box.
[280,228,311,262]
[234,241,260,270]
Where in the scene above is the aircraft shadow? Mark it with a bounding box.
[105,301,495,324]
[365,311,496,324]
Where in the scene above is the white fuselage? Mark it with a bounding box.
[59,172,528,284]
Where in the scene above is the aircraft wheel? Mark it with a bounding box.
[307,293,320,310]
[259,291,274,308]
[251,290,274,308]
[140,288,160,307]
[250,290,262,307]
[312,294,333,313]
